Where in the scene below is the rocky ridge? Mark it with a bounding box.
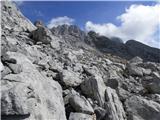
[1,1,160,120]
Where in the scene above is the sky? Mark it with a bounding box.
[15,1,160,48]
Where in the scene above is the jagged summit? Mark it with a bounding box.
[51,24,160,63]
[1,1,160,120]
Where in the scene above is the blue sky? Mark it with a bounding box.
[18,1,156,28]
[17,1,159,48]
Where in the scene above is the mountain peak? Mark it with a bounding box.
[1,1,160,120]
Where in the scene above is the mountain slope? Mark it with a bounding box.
[51,26,160,63]
[1,1,160,120]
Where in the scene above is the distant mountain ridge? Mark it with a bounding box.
[1,1,160,120]
[51,25,160,63]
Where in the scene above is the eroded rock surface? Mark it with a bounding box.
[1,1,160,120]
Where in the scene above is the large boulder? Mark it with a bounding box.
[126,63,143,76]
[30,26,52,44]
[105,87,126,120]
[94,106,106,120]
[125,95,160,120]
[129,56,143,65]
[69,94,94,114]
[142,72,160,94]
[60,70,83,87]
[81,75,106,107]
[1,52,67,120]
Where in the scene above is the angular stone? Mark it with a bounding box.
[30,26,52,44]
[61,70,82,87]
[94,106,106,120]
[125,96,160,120]
[105,87,126,120]
[142,74,160,94]
[106,78,119,89]
[81,75,106,107]
[1,66,12,78]
[127,63,143,76]
[69,94,94,114]
[7,63,23,74]
[129,56,143,65]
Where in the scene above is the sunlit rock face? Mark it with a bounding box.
[1,1,160,120]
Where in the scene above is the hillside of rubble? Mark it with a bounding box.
[1,1,160,120]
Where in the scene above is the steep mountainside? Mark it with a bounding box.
[1,1,160,120]
[51,26,160,63]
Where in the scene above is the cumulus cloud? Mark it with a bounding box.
[85,4,160,48]
[47,16,75,28]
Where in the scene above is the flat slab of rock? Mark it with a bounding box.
[105,87,126,120]
[69,94,94,114]
[81,75,106,107]
[1,52,67,120]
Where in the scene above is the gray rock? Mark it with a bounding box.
[63,88,78,105]
[37,56,51,70]
[126,40,160,63]
[148,94,160,104]
[105,58,113,65]
[121,77,144,94]
[81,75,106,107]
[139,62,160,71]
[25,45,46,63]
[142,74,160,94]
[69,94,94,114]
[1,66,12,78]
[30,26,52,44]
[129,56,143,65]
[51,24,86,42]
[125,95,160,120]
[94,106,106,120]
[7,63,23,74]
[127,63,143,76]
[69,112,95,120]
[1,82,31,116]
[2,1,160,120]
[60,70,83,87]
[34,20,44,27]
[64,51,77,63]
[1,0,36,32]
[82,65,101,77]
[117,87,131,101]
[105,87,126,120]
[50,36,61,50]
[106,78,119,89]
[1,52,67,120]
[142,68,151,75]
[0,61,4,72]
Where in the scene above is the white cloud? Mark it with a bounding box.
[85,4,160,48]
[47,16,75,28]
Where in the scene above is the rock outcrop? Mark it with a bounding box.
[1,1,160,120]
[86,32,160,63]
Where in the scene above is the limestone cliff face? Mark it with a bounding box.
[1,1,160,120]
